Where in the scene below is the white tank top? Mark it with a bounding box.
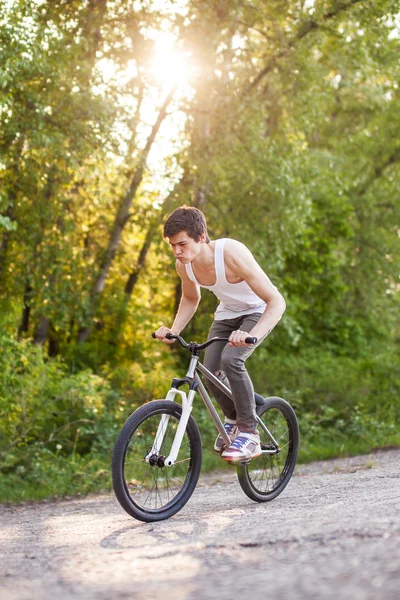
[185,238,266,320]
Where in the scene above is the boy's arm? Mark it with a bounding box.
[225,240,286,343]
[171,260,201,334]
[154,260,201,343]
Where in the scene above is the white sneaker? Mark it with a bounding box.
[214,419,237,453]
[221,431,262,462]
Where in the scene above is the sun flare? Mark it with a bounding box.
[150,33,191,89]
[95,28,192,197]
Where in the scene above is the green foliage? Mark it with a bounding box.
[0,449,111,503]
[0,214,17,231]
[0,328,180,502]
[0,330,112,482]
[0,0,399,502]
[249,343,400,461]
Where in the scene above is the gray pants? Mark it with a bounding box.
[203,312,266,433]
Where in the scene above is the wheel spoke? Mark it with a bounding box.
[278,440,291,451]
[238,401,298,500]
[119,406,196,514]
[172,457,191,465]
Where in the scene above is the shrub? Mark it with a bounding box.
[249,344,400,460]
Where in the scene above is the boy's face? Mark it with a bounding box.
[167,231,205,263]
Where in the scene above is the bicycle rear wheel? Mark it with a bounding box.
[237,396,299,502]
[112,400,202,522]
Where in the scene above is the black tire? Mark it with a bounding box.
[112,400,202,522]
[237,396,299,502]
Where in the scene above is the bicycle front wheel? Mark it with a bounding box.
[112,400,202,522]
[237,396,299,502]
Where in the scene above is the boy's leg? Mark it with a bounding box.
[203,317,241,420]
[220,313,267,433]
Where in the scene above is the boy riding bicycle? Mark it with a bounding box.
[154,206,286,462]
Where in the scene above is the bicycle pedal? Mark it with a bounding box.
[224,459,238,467]
[223,457,252,466]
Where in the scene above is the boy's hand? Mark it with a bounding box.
[228,330,253,347]
[154,326,177,344]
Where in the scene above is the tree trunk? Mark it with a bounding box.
[30,171,58,347]
[192,183,210,209]
[124,226,154,297]
[34,316,51,346]
[244,0,364,96]
[18,282,33,336]
[48,334,59,357]
[109,224,156,344]
[0,138,23,283]
[28,2,108,347]
[81,0,108,73]
[78,88,176,343]
[0,205,15,282]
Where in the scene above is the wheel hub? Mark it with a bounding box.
[148,454,158,467]
[148,454,166,468]
[157,455,166,468]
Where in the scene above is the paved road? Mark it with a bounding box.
[1,449,399,600]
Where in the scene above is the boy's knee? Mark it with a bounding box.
[221,353,244,375]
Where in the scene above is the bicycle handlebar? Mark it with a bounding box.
[152,332,258,349]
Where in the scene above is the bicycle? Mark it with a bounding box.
[112,333,300,522]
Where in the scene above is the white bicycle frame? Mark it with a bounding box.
[146,352,280,467]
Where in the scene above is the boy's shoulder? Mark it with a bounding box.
[223,238,252,259]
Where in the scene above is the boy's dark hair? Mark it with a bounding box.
[163,205,210,243]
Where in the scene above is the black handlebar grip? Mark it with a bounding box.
[245,336,258,345]
[152,332,175,340]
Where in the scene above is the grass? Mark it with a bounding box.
[0,453,112,504]
[1,407,398,504]
[298,428,400,464]
[1,437,398,505]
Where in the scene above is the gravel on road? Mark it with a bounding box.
[0,448,399,600]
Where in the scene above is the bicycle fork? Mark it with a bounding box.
[145,388,195,467]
